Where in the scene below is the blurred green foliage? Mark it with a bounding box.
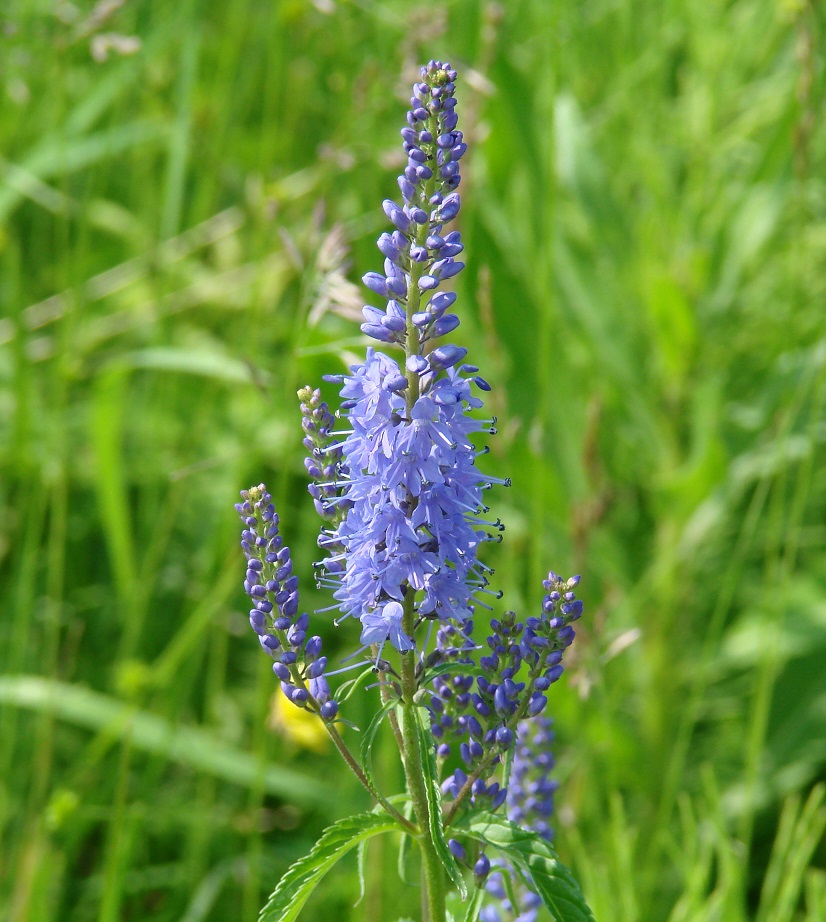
[1,0,825,919]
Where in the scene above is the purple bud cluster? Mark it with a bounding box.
[359,60,469,350]
[298,385,350,523]
[430,574,582,813]
[236,484,338,720]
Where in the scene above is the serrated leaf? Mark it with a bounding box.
[258,813,401,922]
[355,797,413,907]
[456,813,596,922]
[414,709,468,899]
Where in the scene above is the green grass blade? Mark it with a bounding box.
[0,676,327,806]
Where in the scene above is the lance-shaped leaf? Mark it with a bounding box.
[259,813,402,922]
[455,813,596,922]
[415,708,468,899]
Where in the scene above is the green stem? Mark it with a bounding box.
[399,595,446,922]
[378,672,406,754]
[324,723,417,833]
[272,625,414,832]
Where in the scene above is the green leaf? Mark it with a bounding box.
[415,709,468,899]
[459,883,487,922]
[500,741,516,801]
[258,813,402,922]
[355,836,368,908]
[360,698,399,791]
[457,814,596,922]
[354,798,411,908]
[335,666,376,705]
[118,346,267,384]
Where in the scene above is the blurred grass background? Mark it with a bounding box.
[1,0,825,919]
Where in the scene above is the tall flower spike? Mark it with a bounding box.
[316,61,508,654]
[298,385,351,525]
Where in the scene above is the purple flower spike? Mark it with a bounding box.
[236,483,338,721]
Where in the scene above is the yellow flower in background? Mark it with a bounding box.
[267,690,329,754]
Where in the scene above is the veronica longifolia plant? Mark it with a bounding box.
[236,61,596,922]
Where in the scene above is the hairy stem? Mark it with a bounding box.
[325,723,417,832]
[400,594,446,922]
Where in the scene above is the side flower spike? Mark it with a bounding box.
[236,484,339,721]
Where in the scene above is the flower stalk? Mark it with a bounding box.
[400,616,447,920]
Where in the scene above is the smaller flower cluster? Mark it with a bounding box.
[430,573,582,813]
[298,385,349,524]
[237,484,338,720]
[508,717,557,842]
[481,717,558,922]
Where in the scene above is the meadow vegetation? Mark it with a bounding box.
[1,1,825,919]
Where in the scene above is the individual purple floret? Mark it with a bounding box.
[236,484,338,720]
